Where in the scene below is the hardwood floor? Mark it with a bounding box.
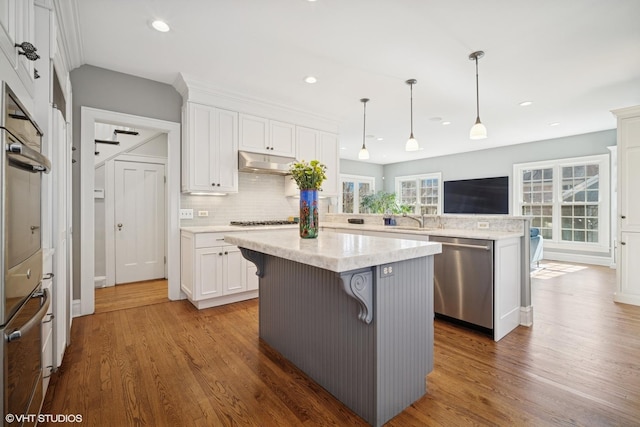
[42,262,640,426]
[94,279,168,314]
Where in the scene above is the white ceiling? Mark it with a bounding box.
[64,0,640,164]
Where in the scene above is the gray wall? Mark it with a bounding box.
[381,130,615,192]
[70,65,182,299]
[339,159,385,191]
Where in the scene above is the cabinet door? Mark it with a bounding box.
[14,0,34,92]
[319,132,339,196]
[296,126,318,162]
[619,115,640,232]
[215,108,238,192]
[186,103,217,191]
[223,246,246,295]
[239,114,269,152]
[0,0,17,68]
[246,262,259,291]
[619,232,640,298]
[195,247,224,299]
[270,120,295,156]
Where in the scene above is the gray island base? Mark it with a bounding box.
[224,230,441,426]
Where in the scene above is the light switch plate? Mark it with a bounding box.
[198,210,209,217]
[180,209,194,220]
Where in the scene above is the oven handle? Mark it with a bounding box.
[6,288,50,342]
[6,140,51,173]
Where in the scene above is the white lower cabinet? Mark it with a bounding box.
[181,231,258,309]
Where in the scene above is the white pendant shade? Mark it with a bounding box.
[405,136,419,151]
[358,146,370,159]
[469,121,487,139]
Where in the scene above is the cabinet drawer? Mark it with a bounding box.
[195,233,236,248]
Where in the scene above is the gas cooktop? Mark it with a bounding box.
[229,220,297,226]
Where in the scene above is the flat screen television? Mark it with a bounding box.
[444,176,509,214]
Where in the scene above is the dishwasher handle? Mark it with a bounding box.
[439,241,491,251]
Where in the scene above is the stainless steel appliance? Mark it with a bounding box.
[1,83,51,425]
[430,236,494,331]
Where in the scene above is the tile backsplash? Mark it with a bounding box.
[180,172,332,226]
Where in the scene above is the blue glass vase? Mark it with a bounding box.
[299,189,319,238]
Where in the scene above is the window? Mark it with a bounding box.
[395,173,442,215]
[514,155,609,252]
[339,174,375,214]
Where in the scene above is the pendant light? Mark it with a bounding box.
[358,98,370,160]
[405,79,419,151]
[469,50,487,139]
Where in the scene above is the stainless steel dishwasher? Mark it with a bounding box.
[430,236,494,330]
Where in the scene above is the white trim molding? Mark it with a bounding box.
[79,107,182,316]
[53,0,84,71]
[519,305,533,327]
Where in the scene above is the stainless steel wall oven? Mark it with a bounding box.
[1,83,51,426]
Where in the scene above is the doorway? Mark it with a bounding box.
[79,107,181,316]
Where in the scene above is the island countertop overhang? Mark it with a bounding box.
[223,229,441,273]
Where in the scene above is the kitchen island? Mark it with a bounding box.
[224,230,441,427]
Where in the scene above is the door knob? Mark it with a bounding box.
[117,223,123,231]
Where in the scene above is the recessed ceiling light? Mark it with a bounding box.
[151,20,170,32]
[340,146,347,150]
[550,122,560,126]
[376,137,384,141]
[441,121,451,126]
[519,101,533,107]
[304,76,317,84]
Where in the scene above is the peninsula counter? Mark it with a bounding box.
[224,230,441,427]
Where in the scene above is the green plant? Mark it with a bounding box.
[360,191,413,214]
[289,160,327,190]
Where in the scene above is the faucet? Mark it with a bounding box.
[402,213,423,228]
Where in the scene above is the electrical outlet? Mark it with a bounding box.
[180,209,194,220]
[198,210,209,217]
[477,221,489,229]
[380,263,395,278]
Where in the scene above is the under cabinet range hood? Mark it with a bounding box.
[238,151,295,175]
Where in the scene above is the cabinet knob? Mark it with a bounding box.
[621,242,626,245]
[217,183,220,186]
[621,215,626,219]
[224,251,228,255]
[212,183,216,186]
[219,252,223,256]
[117,223,123,231]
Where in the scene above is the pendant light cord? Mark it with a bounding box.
[409,82,414,137]
[475,57,480,121]
[362,99,367,149]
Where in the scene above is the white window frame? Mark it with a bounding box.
[339,174,376,214]
[513,154,610,253]
[395,173,443,215]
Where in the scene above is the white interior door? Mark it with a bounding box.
[114,160,165,284]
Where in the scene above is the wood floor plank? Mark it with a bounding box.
[41,262,640,426]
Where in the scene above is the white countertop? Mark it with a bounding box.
[223,229,441,273]
[321,223,523,240]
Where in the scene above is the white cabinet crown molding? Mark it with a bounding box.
[53,0,83,71]
[173,72,339,134]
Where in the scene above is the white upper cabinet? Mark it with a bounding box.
[0,0,36,95]
[182,102,238,193]
[293,126,339,197]
[239,113,295,156]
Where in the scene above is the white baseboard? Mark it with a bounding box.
[613,292,640,307]
[519,305,533,327]
[94,276,107,288]
[72,299,82,318]
[543,252,612,266]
